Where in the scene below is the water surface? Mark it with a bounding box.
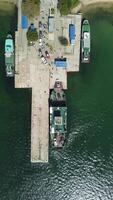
[0,7,113,200]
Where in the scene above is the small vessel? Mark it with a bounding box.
[49,81,67,148]
[81,19,90,63]
[5,34,14,77]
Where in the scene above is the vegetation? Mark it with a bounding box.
[48,44,54,52]
[22,0,40,19]
[58,36,68,46]
[27,28,38,45]
[58,0,79,15]
[51,8,55,14]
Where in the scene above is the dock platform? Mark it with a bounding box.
[15,0,81,163]
[15,30,49,162]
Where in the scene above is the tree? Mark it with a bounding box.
[59,36,68,46]
[22,0,40,19]
[58,0,69,15]
[58,0,79,15]
[27,28,38,44]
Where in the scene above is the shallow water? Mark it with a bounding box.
[0,8,113,200]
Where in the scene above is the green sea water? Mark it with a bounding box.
[0,6,113,200]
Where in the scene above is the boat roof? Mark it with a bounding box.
[51,107,67,133]
[5,39,14,53]
[6,65,14,77]
[82,20,90,33]
[5,54,14,65]
[83,32,90,48]
[83,19,89,24]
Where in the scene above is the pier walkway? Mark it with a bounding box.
[31,68,49,163]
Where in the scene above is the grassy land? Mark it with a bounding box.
[58,0,79,15]
[22,0,40,19]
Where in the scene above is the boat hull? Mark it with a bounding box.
[49,81,67,148]
[81,19,90,63]
[5,34,14,77]
[81,51,90,63]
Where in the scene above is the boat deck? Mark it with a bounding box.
[5,54,14,65]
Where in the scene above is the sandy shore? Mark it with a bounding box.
[71,0,113,13]
[80,0,113,5]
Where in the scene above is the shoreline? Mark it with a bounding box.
[0,2,15,11]
[80,0,113,6]
[71,0,113,13]
[0,0,16,3]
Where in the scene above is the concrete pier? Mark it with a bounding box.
[15,0,82,163]
[31,69,49,163]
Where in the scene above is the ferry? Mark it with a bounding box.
[49,81,67,148]
[81,19,90,63]
[5,34,14,77]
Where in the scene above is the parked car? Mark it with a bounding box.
[39,21,43,30]
[39,31,42,39]
[39,52,42,57]
[41,45,45,49]
[45,50,50,58]
[41,56,48,65]
[39,39,42,46]
[39,48,42,57]
[43,23,47,28]
[30,23,36,31]
[39,21,42,27]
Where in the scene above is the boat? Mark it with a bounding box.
[5,34,14,77]
[81,19,90,63]
[49,81,67,148]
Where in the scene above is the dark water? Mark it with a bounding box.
[0,7,113,200]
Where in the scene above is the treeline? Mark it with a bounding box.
[58,0,79,15]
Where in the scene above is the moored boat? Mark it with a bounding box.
[5,34,14,77]
[49,81,67,148]
[81,19,90,63]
